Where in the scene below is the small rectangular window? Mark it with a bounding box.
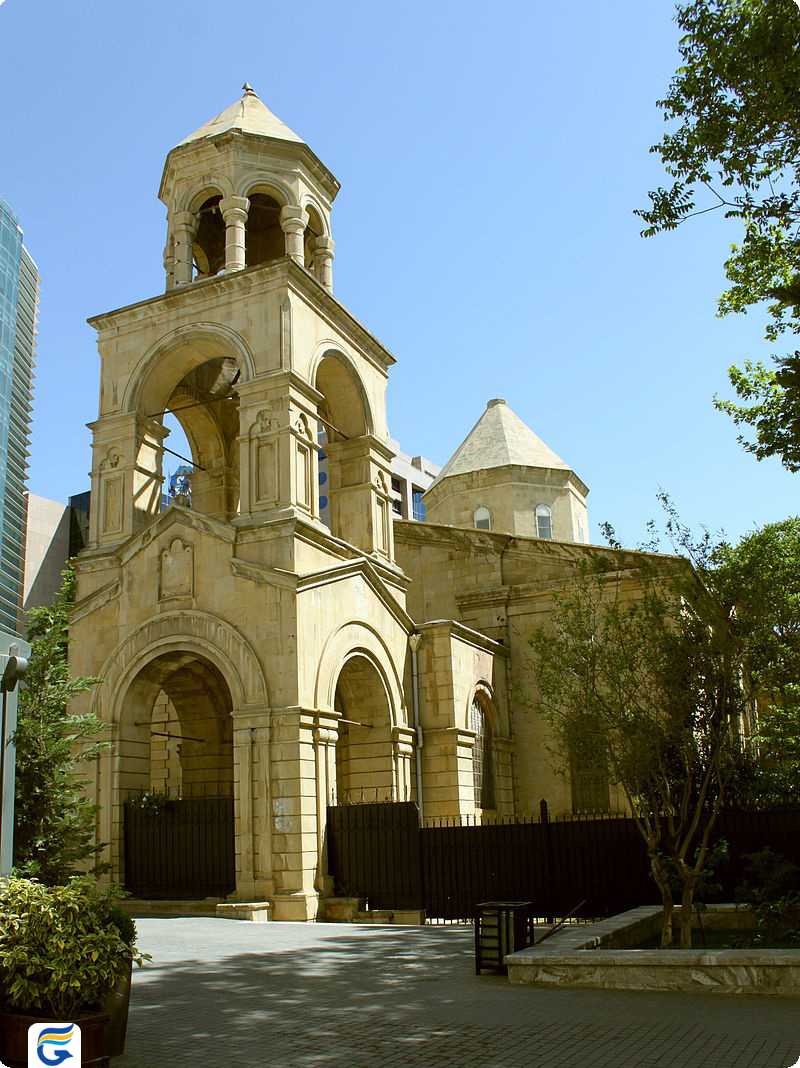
[412,488,426,521]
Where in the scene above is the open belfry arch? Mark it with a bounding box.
[67,85,511,920]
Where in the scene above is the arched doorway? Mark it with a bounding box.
[117,650,235,898]
[334,655,396,803]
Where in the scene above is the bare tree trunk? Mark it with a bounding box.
[679,877,695,949]
[650,855,674,947]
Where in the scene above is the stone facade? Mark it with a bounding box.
[71,88,648,919]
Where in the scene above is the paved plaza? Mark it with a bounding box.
[118,918,800,1068]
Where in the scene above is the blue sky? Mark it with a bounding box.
[0,0,795,548]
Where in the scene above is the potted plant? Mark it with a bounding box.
[0,876,147,1067]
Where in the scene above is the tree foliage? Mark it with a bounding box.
[714,517,800,801]
[13,565,105,884]
[638,0,800,469]
[532,505,752,948]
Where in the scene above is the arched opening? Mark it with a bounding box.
[474,505,492,531]
[304,204,324,271]
[314,353,371,540]
[130,333,247,529]
[160,357,240,520]
[246,192,284,268]
[334,655,394,803]
[193,194,226,278]
[117,650,235,897]
[470,691,496,813]
[535,503,553,540]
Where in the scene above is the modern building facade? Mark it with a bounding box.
[0,201,37,636]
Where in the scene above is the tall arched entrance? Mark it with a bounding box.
[334,655,396,804]
[117,650,236,899]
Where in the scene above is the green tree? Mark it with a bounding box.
[531,513,747,948]
[638,0,800,469]
[13,564,105,884]
[714,517,800,800]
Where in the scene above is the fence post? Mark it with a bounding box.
[539,798,549,824]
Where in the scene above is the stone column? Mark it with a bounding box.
[313,236,335,292]
[220,196,250,273]
[172,211,197,286]
[163,234,175,291]
[279,205,308,264]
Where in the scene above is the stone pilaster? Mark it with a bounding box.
[231,709,273,901]
[392,725,416,802]
[269,707,320,920]
[238,377,321,523]
[314,716,338,894]
[88,414,166,547]
[324,435,395,560]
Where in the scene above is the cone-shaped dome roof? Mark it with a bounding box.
[430,398,571,489]
[179,84,304,146]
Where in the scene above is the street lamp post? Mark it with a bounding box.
[0,637,30,876]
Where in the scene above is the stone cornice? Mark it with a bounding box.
[87,258,396,374]
[70,578,121,625]
[119,506,235,570]
[297,557,415,633]
[159,129,340,203]
[230,557,297,591]
[416,618,508,657]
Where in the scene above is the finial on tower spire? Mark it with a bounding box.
[242,82,256,95]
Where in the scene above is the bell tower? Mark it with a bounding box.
[159,84,337,291]
[85,84,396,562]
[73,87,411,920]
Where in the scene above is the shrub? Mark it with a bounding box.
[736,848,800,948]
[0,877,143,1018]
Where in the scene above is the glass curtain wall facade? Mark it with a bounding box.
[0,201,37,635]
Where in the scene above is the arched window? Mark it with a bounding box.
[470,695,495,810]
[535,503,553,539]
[474,506,492,531]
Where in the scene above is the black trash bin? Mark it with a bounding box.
[474,901,533,975]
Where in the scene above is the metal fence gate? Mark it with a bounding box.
[325,802,800,922]
[123,796,235,899]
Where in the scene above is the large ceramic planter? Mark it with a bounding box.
[102,957,133,1057]
[0,1010,111,1067]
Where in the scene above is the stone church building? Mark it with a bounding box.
[70,88,636,919]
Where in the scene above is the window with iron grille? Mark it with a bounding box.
[470,696,495,810]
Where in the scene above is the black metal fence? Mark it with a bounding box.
[123,796,235,899]
[325,802,800,922]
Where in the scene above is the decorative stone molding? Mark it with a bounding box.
[159,536,194,600]
[94,609,270,723]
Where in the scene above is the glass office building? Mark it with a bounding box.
[0,201,37,636]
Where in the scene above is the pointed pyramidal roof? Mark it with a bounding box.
[430,398,572,489]
[179,84,304,147]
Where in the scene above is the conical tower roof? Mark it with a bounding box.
[430,398,571,489]
[179,84,304,146]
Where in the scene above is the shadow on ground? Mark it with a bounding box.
[116,920,800,1068]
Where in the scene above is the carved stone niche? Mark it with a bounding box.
[159,537,194,601]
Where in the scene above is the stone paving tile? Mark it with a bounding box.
[116,918,800,1068]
